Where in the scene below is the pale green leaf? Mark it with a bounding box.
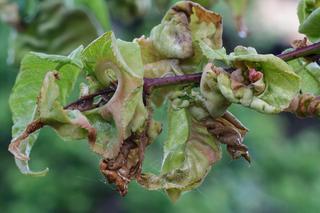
[9,49,83,176]
[139,106,221,202]
[203,46,301,113]
[224,47,300,113]
[288,58,320,95]
[199,41,229,64]
[82,32,147,159]
[200,64,231,118]
[136,1,223,77]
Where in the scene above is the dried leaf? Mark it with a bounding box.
[205,111,250,162]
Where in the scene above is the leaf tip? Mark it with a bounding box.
[166,188,182,203]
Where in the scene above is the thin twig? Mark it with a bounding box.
[143,41,320,91]
[64,41,320,111]
[64,87,116,111]
[277,42,320,61]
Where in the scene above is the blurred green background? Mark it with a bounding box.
[1,0,320,212]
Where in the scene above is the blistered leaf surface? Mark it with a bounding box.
[202,45,300,113]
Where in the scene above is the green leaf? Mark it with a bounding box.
[9,71,96,174]
[200,64,231,118]
[201,46,300,113]
[136,1,223,77]
[139,106,221,202]
[9,48,84,176]
[82,32,147,159]
[288,58,320,95]
[134,36,183,78]
[199,41,229,65]
[228,46,300,113]
[298,0,320,42]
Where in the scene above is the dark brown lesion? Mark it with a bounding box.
[99,130,149,196]
[8,119,44,160]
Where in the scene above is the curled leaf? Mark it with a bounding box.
[138,106,221,202]
[215,46,300,113]
[9,48,83,176]
[205,111,250,162]
[99,132,143,196]
[136,1,223,78]
[9,70,96,176]
[150,8,193,59]
[286,94,320,117]
[82,32,147,159]
[200,63,231,118]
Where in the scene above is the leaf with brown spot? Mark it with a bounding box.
[9,71,96,176]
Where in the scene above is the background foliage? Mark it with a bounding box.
[1,0,320,212]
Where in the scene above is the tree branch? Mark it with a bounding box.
[277,41,320,61]
[64,41,320,111]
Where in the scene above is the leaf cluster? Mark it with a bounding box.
[8,0,320,201]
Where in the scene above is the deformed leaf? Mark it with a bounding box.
[139,106,221,202]
[82,32,147,159]
[205,111,250,162]
[150,8,193,59]
[136,1,223,78]
[9,71,96,176]
[134,36,183,79]
[286,94,320,117]
[199,41,229,65]
[205,46,301,113]
[9,47,84,176]
[200,63,231,118]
